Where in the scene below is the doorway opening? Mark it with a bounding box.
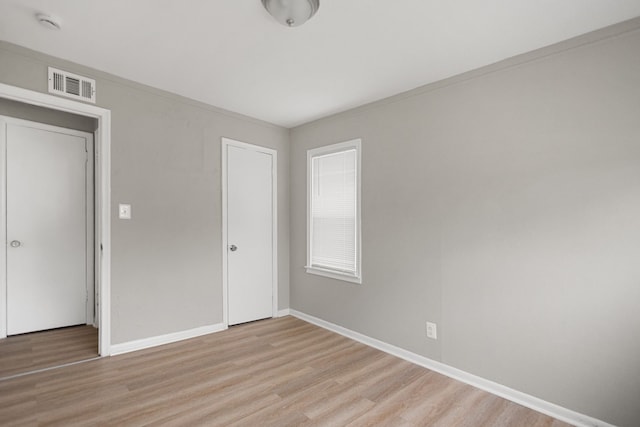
[0,115,98,378]
[0,83,111,367]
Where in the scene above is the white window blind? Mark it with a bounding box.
[307,140,361,283]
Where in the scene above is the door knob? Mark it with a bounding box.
[229,244,238,252]
[10,240,21,248]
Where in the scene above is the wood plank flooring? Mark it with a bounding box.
[0,325,98,379]
[0,317,570,426]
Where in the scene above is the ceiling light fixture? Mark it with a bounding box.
[36,13,62,30]
[261,0,319,27]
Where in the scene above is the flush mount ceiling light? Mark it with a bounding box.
[261,0,319,27]
[36,13,62,30]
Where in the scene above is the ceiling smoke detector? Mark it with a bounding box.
[36,14,62,30]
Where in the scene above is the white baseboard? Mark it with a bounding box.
[276,308,291,317]
[110,323,226,356]
[289,310,614,427]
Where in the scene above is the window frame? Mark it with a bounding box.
[306,138,362,284]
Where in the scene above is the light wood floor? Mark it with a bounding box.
[0,325,98,379]
[0,316,570,426]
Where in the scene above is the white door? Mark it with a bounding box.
[225,140,276,326]
[4,120,90,335]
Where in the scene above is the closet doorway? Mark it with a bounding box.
[0,88,110,378]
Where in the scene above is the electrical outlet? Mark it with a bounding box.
[426,322,437,340]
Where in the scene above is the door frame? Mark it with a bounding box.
[0,116,95,331]
[221,137,277,328]
[0,83,111,356]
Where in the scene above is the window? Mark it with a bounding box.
[307,139,361,284]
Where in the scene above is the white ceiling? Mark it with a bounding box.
[1,1,639,128]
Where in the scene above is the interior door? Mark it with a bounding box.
[6,121,89,335]
[226,143,274,326]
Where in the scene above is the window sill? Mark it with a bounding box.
[305,266,362,284]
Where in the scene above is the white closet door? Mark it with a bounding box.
[226,144,274,325]
[6,122,88,335]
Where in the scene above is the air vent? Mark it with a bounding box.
[48,67,96,103]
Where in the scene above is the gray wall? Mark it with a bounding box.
[290,21,640,427]
[0,41,290,345]
[0,98,97,132]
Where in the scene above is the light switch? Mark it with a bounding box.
[426,322,437,340]
[119,204,132,219]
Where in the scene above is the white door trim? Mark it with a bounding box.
[0,83,112,356]
[221,137,278,328]
[85,132,95,326]
[0,116,95,331]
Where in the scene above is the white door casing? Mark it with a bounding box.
[222,138,277,326]
[0,83,111,356]
[4,119,93,335]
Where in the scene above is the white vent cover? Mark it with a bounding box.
[48,67,96,103]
